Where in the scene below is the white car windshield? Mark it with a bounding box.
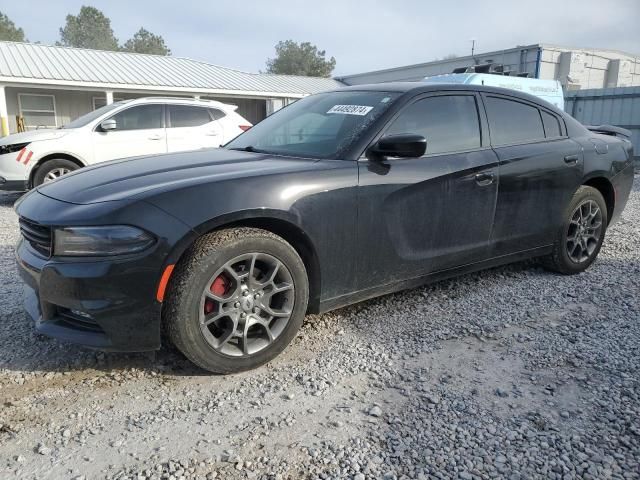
[60,101,127,129]
[225,91,400,159]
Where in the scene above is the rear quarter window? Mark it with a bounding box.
[541,110,562,138]
[484,96,545,146]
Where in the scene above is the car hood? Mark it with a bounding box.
[0,129,71,145]
[37,148,322,204]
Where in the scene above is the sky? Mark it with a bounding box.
[3,0,639,76]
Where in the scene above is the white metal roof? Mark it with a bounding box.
[0,41,343,98]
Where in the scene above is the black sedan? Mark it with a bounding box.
[15,83,635,373]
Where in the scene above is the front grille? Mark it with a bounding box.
[19,217,52,257]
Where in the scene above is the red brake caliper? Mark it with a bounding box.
[204,274,231,314]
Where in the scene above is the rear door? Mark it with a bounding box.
[356,92,500,289]
[482,94,583,256]
[92,104,166,163]
[166,104,223,152]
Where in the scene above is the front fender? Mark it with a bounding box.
[145,163,359,303]
[161,207,311,265]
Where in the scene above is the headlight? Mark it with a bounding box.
[0,142,30,155]
[53,226,155,256]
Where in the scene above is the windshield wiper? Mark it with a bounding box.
[227,145,266,153]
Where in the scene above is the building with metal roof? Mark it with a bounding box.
[0,41,342,136]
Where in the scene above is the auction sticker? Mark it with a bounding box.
[327,105,374,116]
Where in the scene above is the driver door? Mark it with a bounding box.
[356,93,499,290]
[92,104,167,163]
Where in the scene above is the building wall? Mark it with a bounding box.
[3,86,271,134]
[337,46,542,85]
[565,86,640,163]
[338,44,640,91]
[541,46,640,90]
[5,87,104,132]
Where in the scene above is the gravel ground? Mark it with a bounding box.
[1,178,639,480]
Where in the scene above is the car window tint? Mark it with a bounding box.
[541,110,562,138]
[169,105,213,128]
[109,105,163,131]
[385,95,481,155]
[209,108,226,120]
[484,97,545,145]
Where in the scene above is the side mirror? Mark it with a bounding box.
[368,134,426,160]
[100,119,117,131]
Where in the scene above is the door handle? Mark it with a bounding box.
[148,134,163,140]
[564,154,579,165]
[205,131,219,136]
[475,172,495,186]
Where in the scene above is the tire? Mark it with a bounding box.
[541,186,608,275]
[33,159,79,187]
[164,227,309,374]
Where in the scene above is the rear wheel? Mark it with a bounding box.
[164,228,308,374]
[33,159,79,187]
[541,186,607,274]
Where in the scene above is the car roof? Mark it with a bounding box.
[331,81,563,112]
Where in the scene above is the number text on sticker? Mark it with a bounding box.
[327,105,374,116]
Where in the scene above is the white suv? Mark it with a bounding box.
[0,97,252,190]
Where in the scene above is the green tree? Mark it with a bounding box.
[266,40,336,77]
[57,6,118,51]
[0,11,26,42]
[122,28,171,55]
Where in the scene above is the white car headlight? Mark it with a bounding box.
[0,142,30,155]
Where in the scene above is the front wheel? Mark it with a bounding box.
[33,159,79,187]
[164,228,309,374]
[541,186,608,275]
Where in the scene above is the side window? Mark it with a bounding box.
[484,97,545,145]
[541,110,562,138]
[209,108,226,120]
[109,104,163,131]
[385,95,481,155]
[168,105,213,128]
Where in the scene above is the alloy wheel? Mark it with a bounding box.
[566,200,603,263]
[199,253,294,357]
[43,167,72,183]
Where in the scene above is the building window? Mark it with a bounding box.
[93,96,124,110]
[18,94,57,130]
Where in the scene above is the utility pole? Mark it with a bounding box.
[471,38,476,57]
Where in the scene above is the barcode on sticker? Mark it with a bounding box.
[327,105,374,116]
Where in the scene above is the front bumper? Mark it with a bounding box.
[0,177,27,191]
[16,238,163,351]
[0,151,30,191]
[13,191,193,352]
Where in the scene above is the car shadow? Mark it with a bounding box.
[0,253,637,381]
[0,242,545,380]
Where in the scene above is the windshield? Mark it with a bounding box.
[60,101,127,129]
[225,91,400,159]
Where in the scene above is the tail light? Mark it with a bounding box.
[239,125,251,132]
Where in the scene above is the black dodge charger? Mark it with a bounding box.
[15,83,635,373]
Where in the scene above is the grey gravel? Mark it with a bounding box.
[368,406,383,417]
[0,176,639,480]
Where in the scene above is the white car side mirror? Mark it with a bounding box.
[100,119,117,131]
